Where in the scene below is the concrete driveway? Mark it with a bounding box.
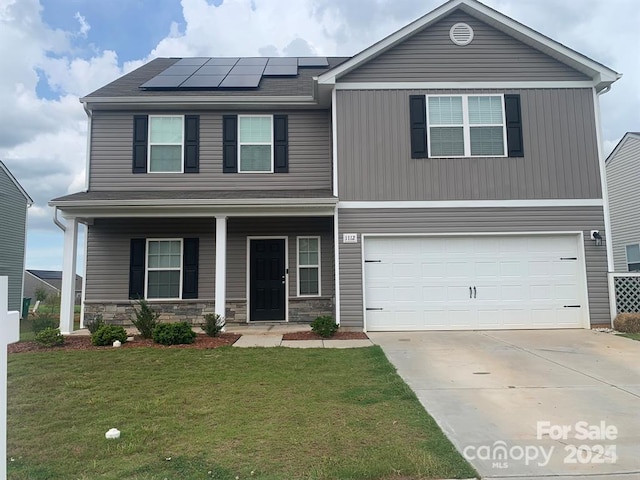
[369,330,640,480]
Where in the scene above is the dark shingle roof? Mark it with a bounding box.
[52,189,336,203]
[82,57,350,100]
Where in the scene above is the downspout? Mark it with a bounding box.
[53,207,66,232]
[83,103,92,192]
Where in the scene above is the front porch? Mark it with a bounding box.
[50,190,337,333]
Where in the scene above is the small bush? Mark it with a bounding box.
[32,314,58,334]
[132,299,160,339]
[614,313,640,333]
[34,327,64,347]
[91,325,128,346]
[152,322,196,346]
[310,315,338,338]
[34,287,49,303]
[201,313,225,337]
[85,314,105,334]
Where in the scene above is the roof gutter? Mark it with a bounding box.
[80,95,318,108]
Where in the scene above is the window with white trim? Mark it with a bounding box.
[297,236,320,296]
[146,239,182,299]
[149,115,184,172]
[427,95,506,158]
[238,115,273,172]
[626,244,640,272]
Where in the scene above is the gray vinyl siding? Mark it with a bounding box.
[341,11,589,82]
[337,88,601,201]
[88,110,331,191]
[85,218,216,302]
[0,171,28,313]
[337,207,608,328]
[606,136,640,272]
[84,216,334,303]
[226,217,334,300]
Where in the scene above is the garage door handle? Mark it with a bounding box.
[563,305,581,308]
[366,308,383,311]
[469,286,472,298]
[473,286,476,298]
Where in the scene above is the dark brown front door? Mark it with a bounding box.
[249,239,286,321]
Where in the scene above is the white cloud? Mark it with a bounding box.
[74,12,90,38]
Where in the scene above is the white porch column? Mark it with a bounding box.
[214,216,227,318]
[59,217,78,334]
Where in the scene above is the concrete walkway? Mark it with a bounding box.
[233,335,373,348]
[370,330,640,479]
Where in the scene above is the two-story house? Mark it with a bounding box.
[0,161,32,316]
[51,0,619,334]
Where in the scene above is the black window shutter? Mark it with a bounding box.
[409,95,428,159]
[184,115,199,173]
[505,94,524,157]
[133,115,148,173]
[129,239,146,299]
[182,238,199,299]
[222,115,238,173]
[273,114,288,173]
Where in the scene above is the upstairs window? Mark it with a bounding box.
[149,116,184,172]
[626,244,640,272]
[238,115,273,173]
[427,95,507,158]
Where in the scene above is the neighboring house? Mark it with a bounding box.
[0,161,32,315]
[50,0,620,334]
[23,270,83,305]
[606,132,640,273]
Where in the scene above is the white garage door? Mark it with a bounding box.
[364,235,587,331]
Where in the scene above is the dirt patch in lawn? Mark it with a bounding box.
[282,330,369,340]
[7,333,241,354]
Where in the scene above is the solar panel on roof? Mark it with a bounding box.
[266,57,298,66]
[298,57,329,67]
[236,57,268,66]
[263,65,298,76]
[228,65,266,75]
[180,75,225,88]
[174,57,209,66]
[219,74,262,88]
[196,65,234,75]
[160,65,202,76]
[205,57,239,66]
[140,75,189,88]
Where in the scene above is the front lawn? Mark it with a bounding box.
[617,332,640,341]
[8,347,476,480]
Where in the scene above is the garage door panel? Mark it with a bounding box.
[364,234,586,331]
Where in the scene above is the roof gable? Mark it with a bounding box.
[606,132,640,166]
[319,0,620,90]
[0,161,33,205]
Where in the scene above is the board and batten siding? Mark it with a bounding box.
[89,110,331,191]
[340,11,589,82]
[226,217,334,300]
[606,136,640,272]
[84,217,334,303]
[336,88,601,201]
[337,207,608,328]
[85,218,216,302]
[0,171,28,312]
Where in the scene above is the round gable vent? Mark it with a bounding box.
[449,22,474,46]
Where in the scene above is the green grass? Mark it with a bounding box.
[19,315,81,341]
[7,347,476,480]
[617,332,640,341]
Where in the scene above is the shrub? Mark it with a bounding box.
[34,327,64,347]
[201,313,225,337]
[32,314,58,334]
[310,315,338,338]
[132,299,160,339]
[91,325,128,346]
[85,314,105,334]
[34,287,49,303]
[152,322,196,346]
[613,313,640,333]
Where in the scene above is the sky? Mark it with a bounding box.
[1,0,639,276]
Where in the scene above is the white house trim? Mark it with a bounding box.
[331,87,338,196]
[333,207,341,325]
[335,81,596,90]
[338,199,604,209]
[59,217,78,334]
[215,216,227,318]
[318,0,620,90]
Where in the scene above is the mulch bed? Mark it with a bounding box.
[282,331,369,341]
[7,333,241,354]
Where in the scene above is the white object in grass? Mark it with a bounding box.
[113,340,121,347]
[105,428,120,439]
